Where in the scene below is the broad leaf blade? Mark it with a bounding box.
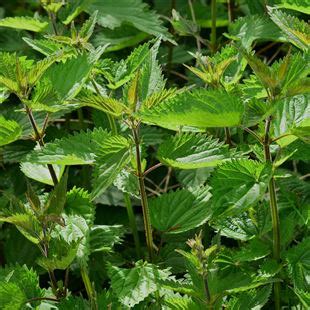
[268,8,310,51]
[91,135,130,200]
[107,260,170,307]
[0,16,48,32]
[157,133,234,169]
[24,128,109,165]
[273,94,310,147]
[20,162,64,186]
[149,187,212,234]
[43,53,93,101]
[87,0,173,42]
[139,89,244,130]
[0,116,22,146]
[210,159,272,218]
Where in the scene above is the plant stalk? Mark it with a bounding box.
[188,0,201,54]
[132,124,154,261]
[81,266,97,310]
[211,0,217,54]
[25,106,58,186]
[224,127,232,146]
[124,193,142,258]
[263,116,281,310]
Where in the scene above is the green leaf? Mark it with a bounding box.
[176,167,213,188]
[87,0,173,42]
[113,169,139,198]
[228,15,286,50]
[149,187,212,234]
[213,203,271,241]
[53,214,89,266]
[23,37,75,57]
[99,41,151,89]
[24,128,109,165]
[0,116,22,147]
[226,285,272,310]
[0,85,9,103]
[0,213,41,244]
[76,91,127,117]
[44,171,68,215]
[273,94,310,147]
[164,296,202,310]
[285,238,310,291]
[293,289,310,308]
[79,10,98,40]
[37,237,79,271]
[92,24,148,51]
[138,39,165,102]
[275,0,310,14]
[157,133,234,169]
[0,264,42,304]
[232,238,271,262]
[60,188,95,267]
[20,162,64,186]
[43,53,93,101]
[66,187,95,226]
[107,260,170,307]
[240,50,310,97]
[57,296,89,309]
[210,159,272,218]
[89,225,124,252]
[91,135,130,200]
[0,282,26,309]
[268,7,310,51]
[0,52,63,95]
[139,89,244,130]
[0,16,48,32]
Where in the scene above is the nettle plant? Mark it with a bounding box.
[0,0,309,309]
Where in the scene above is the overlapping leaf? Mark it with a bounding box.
[157,133,234,169]
[20,162,64,186]
[210,159,272,218]
[149,187,212,234]
[42,53,94,101]
[140,89,244,130]
[285,238,310,291]
[0,265,42,309]
[273,94,310,147]
[0,116,22,147]
[268,8,310,51]
[0,16,48,32]
[24,128,109,165]
[87,0,172,42]
[228,15,286,50]
[107,260,170,307]
[91,135,130,200]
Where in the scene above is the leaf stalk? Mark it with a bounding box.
[263,115,281,310]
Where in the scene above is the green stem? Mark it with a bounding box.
[124,193,142,258]
[188,0,201,54]
[132,124,154,261]
[25,107,58,185]
[211,0,217,54]
[224,127,232,146]
[167,0,176,79]
[263,116,281,310]
[227,0,233,22]
[81,266,97,310]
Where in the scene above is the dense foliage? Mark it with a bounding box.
[0,0,309,309]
